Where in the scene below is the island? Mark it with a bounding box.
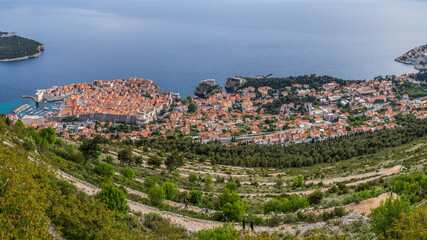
[395,43,427,71]
[0,31,44,62]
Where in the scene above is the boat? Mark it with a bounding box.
[44,107,49,110]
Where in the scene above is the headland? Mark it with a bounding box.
[0,31,44,62]
[395,44,427,71]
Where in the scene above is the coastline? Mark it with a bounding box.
[394,44,427,71]
[0,45,44,62]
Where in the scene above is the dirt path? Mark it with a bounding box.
[132,153,401,187]
[175,165,401,187]
[30,155,224,232]
[306,165,402,185]
[178,167,248,178]
[57,168,223,231]
[42,156,299,233]
[60,170,100,195]
[117,184,216,214]
[26,151,400,234]
[127,201,222,232]
[242,166,402,197]
[345,193,397,215]
[136,164,400,199]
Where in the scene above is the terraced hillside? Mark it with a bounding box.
[0,116,425,239]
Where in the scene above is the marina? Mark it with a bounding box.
[12,101,63,119]
[12,104,29,114]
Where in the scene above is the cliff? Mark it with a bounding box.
[194,79,222,98]
[225,76,247,92]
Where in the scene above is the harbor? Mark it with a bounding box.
[12,104,29,114]
[9,101,62,119]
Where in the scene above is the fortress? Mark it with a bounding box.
[38,77,177,125]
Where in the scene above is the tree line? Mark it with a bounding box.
[238,74,359,91]
[136,118,427,168]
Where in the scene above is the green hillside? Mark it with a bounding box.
[0,115,425,239]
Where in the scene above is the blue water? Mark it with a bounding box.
[1,0,426,113]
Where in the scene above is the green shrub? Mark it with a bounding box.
[134,156,143,165]
[144,176,158,189]
[96,184,129,214]
[386,205,427,240]
[144,213,164,229]
[337,182,349,194]
[198,156,206,163]
[104,155,114,163]
[96,163,115,180]
[23,136,36,151]
[332,207,346,217]
[49,178,78,196]
[211,211,226,222]
[120,166,135,179]
[246,214,265,225]
[118,148,133,166]
[222,200,246,222]
[143,213,188,239]
[147,155,162,169]
[204,174,213,188]
[218,188,240,208]
[40,127,56,144]
[234,179,241,188]
[369,196,411,238]
[160,203,171,211]
[216,176,225,183]
[197,223,277,239]
[190,190,203,204]
[263,194,308,214]
[293,176,304,187]
[197,223,238,240]
[307,189,324,205]
[225,181,237,191]
[392,172,426,203]
[265,214,283,227]
[0,117,7,134]
[276,179,284,189]
[163,181,178,201]
[148,184,165,206]
[189,173,198,183]
[321,207,346,221]
[327,185,338,194]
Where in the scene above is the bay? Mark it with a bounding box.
[0,0,425,113]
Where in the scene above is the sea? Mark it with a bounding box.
[1,0,426,114]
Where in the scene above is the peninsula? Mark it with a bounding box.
[395,43,427,71]
[0,31,44,62]
[30,77,179,125]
